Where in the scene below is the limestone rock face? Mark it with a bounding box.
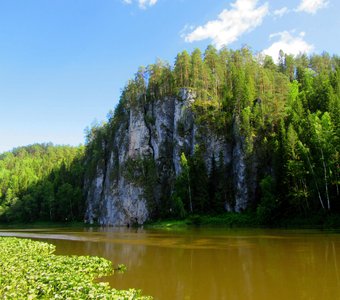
[85,90,253,225]
[85,109,149,226]
[232,116,248,212]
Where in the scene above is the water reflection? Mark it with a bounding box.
[1,227,340,300]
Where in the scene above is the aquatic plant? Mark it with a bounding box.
[0,237,151,299]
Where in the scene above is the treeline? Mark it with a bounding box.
[0,144,85,222]
[86,45,339,221]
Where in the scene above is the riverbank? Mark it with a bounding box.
[1,212,340,230]
[145,212,340,230]
[0,221,93,229]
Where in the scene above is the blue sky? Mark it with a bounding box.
[0,0,339,153]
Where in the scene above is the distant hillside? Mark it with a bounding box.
[0,143,85,222]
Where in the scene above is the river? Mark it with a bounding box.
[0,226,340,299]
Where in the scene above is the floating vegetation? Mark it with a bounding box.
[0,237,151,299]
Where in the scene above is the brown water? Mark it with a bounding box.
[1,227,340,300]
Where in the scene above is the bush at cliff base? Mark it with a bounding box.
[0,237,151,299]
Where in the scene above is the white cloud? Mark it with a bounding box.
[262,31,314,63]
[123,0,158,9]
[273,7,289,17]
[183,0,269,49]
[138,0,158,9]
[296,0,329,14]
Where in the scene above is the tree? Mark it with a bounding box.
[180,152,192,213]
[174,51,191,88]
[190,48,205,97]
[189,146,209,212]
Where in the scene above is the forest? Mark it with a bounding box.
[0,144,85,222]
[1,45,339,224]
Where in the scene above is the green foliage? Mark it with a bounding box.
[0,237,151,299]
[208,153,230,213]
[174,50,191,88]
[256,176,279,224]
[172,148,223,216]
[171,152,191,215]
[0,144,85,223]
[147,212,258,228]
[189,146,209,212]
[171,196,187,219]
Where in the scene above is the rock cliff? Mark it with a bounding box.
[85,90,253,225]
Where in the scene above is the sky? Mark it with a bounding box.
[0,0,339,153]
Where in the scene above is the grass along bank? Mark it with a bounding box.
[145,213,258,229]
[0,237,151,299]
[145,212,340,229]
